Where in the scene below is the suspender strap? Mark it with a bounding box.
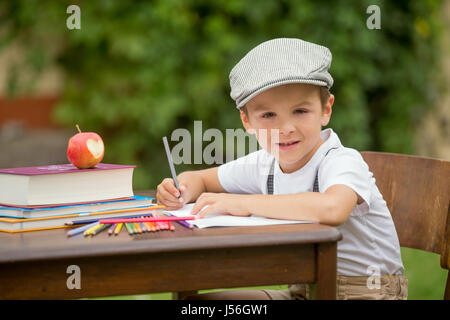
[267,147,339,195]
[267,158,275,195]
[313,171,320,193]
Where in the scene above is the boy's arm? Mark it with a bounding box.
[244,184,358,226]
[178,167,227,203]
[191,184,359,226]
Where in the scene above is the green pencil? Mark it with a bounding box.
[130,223,137,234]
[125,223,134,235]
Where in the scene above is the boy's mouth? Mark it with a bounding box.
[277,140,300,146]
[277,140,300,150]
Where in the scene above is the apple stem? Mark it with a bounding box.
[76,124,82,133]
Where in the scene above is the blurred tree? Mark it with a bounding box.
[0,0,444,188]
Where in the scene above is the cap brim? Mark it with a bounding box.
[236,78,328,110]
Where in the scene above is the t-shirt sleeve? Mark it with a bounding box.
[217,151,265,194]
[318,149,372,215]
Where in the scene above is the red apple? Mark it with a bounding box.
[67,125,104,169]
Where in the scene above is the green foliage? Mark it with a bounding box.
[0,0,444,190]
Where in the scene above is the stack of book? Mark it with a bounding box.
[0,163,157,233]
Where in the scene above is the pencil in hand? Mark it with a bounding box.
[163,136,183,203]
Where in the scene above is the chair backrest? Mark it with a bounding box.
[361,152,449,256]
[361,151,450,299]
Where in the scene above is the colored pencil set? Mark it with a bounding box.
[66,213,195,237]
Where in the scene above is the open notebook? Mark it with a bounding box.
[165,203,313,228]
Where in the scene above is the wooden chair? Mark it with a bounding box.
[361,151,450,300]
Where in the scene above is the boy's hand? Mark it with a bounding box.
[156,178,190,210]
[190,193,251,218]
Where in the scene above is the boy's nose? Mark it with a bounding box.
[279,121,296,135]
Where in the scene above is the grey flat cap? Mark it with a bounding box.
[229,38,333,109]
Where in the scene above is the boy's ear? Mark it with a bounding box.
[320,93,334,127]
[240,109,256,134]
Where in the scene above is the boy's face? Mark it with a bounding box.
[241,83,334,173]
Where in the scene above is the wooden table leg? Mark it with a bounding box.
[315,242,337,300]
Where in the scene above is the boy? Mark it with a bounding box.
[157,38,407,300]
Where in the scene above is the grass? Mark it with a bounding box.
[91,247,448,300]
[400,247,447,300]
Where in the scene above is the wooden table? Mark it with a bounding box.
[0,190,342,300]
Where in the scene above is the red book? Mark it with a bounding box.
[0,163,135,206]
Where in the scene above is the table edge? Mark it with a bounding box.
[0,227,342,263]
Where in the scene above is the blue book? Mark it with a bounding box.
[0,195,154,219]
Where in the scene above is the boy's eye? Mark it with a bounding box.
[262,112,275,118]
[294,109,307,114]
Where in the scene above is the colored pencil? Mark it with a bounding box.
[84,223,103,236]
[128,222,135,235]
[114,223,123,235]
[163,136,182,203]
[108,223,117,235]
[147,214,159,231]
[128,222,136,234]
[157,214,172,230]
[65,211,163,226]
[62,205,165,226]
[153,216,164,230]
[97,216,195,224]
[144,217,153,231]
[161,216,169,230]
[139,217,148,232]
[66,221,99,237]
[143,221,152,232]
[144,217,154,232]
[154,216,164,230]
[91,224,111,236]
[148,222,156,232]
[164,212,194,229]
[125,223,134,235]
[134,223,142,234]
[157,214,167,230]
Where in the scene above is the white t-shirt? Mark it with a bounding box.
[218,128,404,276]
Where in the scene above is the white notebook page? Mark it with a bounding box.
[165,203,313,228]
